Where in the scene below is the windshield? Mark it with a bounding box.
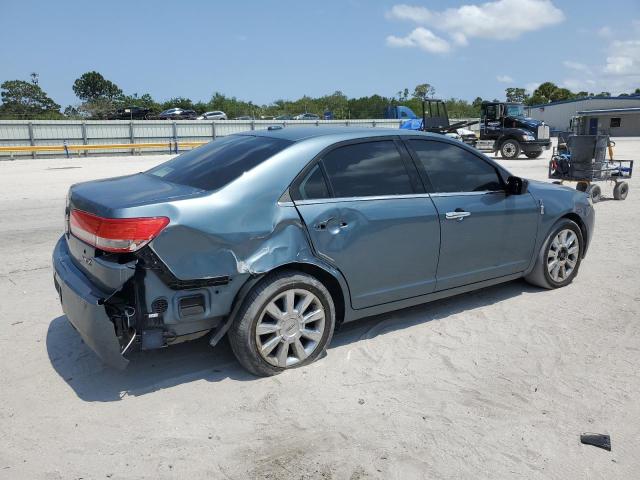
[147,135,292,191]
[505,104,525,117]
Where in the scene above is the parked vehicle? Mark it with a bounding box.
[110,106,151,120]
[158,108,198,120]
[53,128,594,376]
[478,101,551,159]
[198,111,227,120]
[399,99,478,147]
[234,115,254,120]
[275,114,294,120]
[293,113,320,120]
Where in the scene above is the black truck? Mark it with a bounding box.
[479,101,551,159]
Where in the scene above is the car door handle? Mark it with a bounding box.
[314,218,348,231]
[314,217,334,230]
[445,211,471,221]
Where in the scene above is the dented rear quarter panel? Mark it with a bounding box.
[110,135,361,318]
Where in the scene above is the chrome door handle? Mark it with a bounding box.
[314,217,335,230]
[445,211,471,221]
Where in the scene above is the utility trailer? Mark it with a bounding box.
[400,99,478,147]
[549,133,633,202]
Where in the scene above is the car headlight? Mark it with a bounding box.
[522,134,535,141]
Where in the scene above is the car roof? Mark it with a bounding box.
[237,126,439,142]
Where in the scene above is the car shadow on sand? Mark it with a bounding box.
[47,279,543,402]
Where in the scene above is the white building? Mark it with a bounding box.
[525,96,640,136]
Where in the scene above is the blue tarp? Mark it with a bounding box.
[400,119,423,130]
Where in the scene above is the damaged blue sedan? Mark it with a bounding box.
[53,127,594,376]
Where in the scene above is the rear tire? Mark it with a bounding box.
[525,151,543,159]
[228,271,335,377]
[613,181,629,200]
[576,182,589,192]
[525,219,583,289]
[587,184,602,203]
[500,140,521,159]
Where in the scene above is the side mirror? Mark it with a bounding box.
[506,175,528,195]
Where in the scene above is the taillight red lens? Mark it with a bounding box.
[69,209,169,252]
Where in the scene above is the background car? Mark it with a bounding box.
[293,113,320,120]
[234,115,254,120]
[110,106,150,120]
[53,128,594,376]
[158,108,198,120]
[198,111,227,120]
[275,114,294,120]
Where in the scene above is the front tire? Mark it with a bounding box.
[525,219,583,289]
[500,140,521,159]
[228,271,335,377]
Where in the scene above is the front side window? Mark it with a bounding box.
[410,140,503,193]
[506,104,525,117]
[147,135,291,191]
[484,104,497,120]
[322,141,414,198]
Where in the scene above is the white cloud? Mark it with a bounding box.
[525,82,541,93]
[387,0,564,53]
[496,75,514,83]
[597,26,613,38]
[563,60,590,72]
[604,40,640,75]
[386,27,451,53]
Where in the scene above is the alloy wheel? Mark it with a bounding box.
[547,229,580,282]
[255,288,326,368]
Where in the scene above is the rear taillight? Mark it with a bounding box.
[69,209,169,253]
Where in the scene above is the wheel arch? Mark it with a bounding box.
[209,260,349,348]
[263,262,347,328]
[561,212,588,258]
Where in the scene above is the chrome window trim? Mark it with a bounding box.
[293,193,433,206]
[292,190,504,206]
[429,190,504,198]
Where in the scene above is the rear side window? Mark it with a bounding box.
[147,135,291,191]
[322,141,413,198]
[410,140,503,193]
[297,164,330,200]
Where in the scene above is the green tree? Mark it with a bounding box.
[505,88,529,103]
[412,83,436,100]
[596,91,611,97]
[0,79,61,118]
[72,71,122,101]
[549,87,574,102]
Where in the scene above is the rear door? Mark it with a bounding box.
[406,139,539,291]
[292,138,441,309]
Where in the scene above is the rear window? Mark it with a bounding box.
[147,135,291,191]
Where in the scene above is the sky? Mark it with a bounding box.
[1,0,639,108]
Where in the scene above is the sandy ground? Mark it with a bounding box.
[0,139,638,479]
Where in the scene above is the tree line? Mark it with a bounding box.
[1,71,638,120]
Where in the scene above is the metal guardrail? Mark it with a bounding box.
[0,118,479,159]
[0,141,207,158]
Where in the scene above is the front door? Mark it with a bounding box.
[481,102,501,140]
[406,138,539,291]
[589,118,598,135]
[292,139,441,309]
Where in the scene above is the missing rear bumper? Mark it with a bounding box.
[53,237,130,370]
